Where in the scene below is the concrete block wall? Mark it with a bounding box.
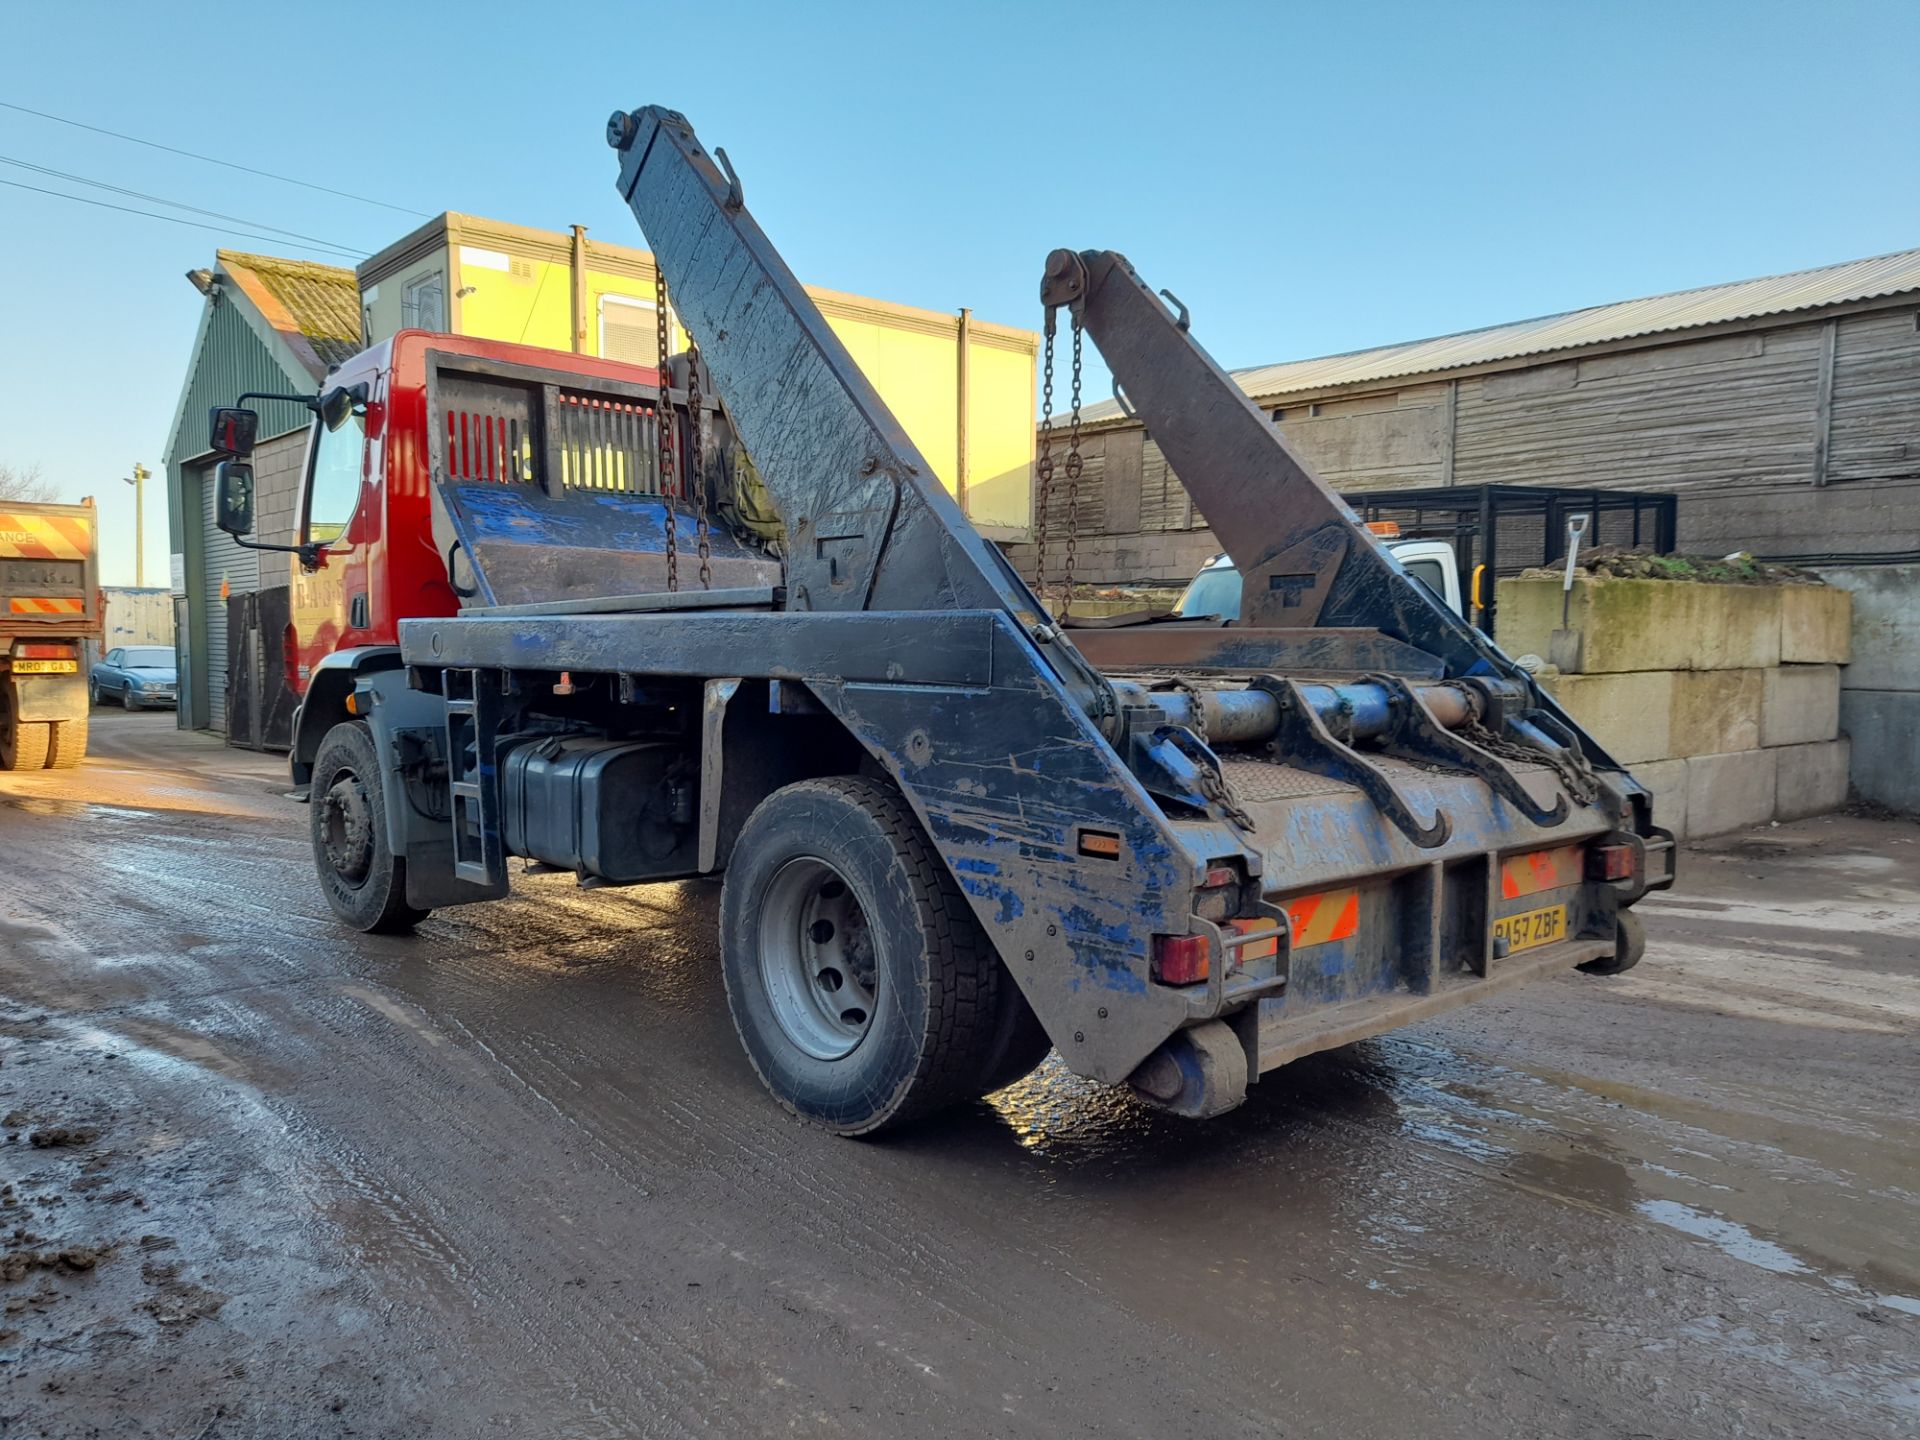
[1503,576,1853,840]
[1819,564,1920,814]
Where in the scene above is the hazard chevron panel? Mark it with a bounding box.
[1284,887,1360,949]
[1501,844,1583,901]
[0,512,93,561]
[8,597,87,614]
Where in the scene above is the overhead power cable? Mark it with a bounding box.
[0,154,366,257]
[0,177,366,261]
[0,99,429,217]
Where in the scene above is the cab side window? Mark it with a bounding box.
[304,414,367,545]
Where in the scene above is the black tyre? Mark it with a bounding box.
[720,777,1005,1135]
[0,715,50,771]
[88,679,100,707]
[1580,907,1645,975]
[977,976,1052,1095]
[120,684,138,711]
[310,721,431,934]
[44,718,86,770]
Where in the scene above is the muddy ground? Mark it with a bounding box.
[0,710,1915,1438]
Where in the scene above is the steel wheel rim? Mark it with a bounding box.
[758,857,877,1060]
[320,768,376,886]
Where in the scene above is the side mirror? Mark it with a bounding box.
[214,460,255,537]
[209,407,259,457]
[319,385,360,432]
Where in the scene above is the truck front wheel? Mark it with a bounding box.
[721,777,1004,1135]
[310,721,431,934]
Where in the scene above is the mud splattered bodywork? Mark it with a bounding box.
[373,104,1676,1117]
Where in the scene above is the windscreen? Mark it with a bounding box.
[1174,565,1243,621]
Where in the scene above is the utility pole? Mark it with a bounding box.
[124,463,150,586]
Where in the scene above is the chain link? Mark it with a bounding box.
[1033,317,1056,605]
[1464,717,1599,806]
[654,264,679,593]
[1169,678,1210,747]
[687,342,713,589]
[1063,318,1084,613]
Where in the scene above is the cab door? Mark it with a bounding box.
[1387,539,1463,616]
[287,388,378,691]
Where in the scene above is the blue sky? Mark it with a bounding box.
[1,0,1914,585]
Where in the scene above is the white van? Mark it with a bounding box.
[1174,536,1464,621]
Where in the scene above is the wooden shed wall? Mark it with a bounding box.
[1005,300,1920,586]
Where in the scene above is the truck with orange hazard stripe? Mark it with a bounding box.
[0,498,100,770]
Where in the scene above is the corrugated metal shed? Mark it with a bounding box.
[1073,246,1920,426]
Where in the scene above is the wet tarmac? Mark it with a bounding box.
[1,710,1916,1437]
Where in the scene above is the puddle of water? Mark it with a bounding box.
[1636,1198,1809,1274]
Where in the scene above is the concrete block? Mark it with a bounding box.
[1760,664,1841,748]
[1821,564,1920,691]
[1668,668,1763,757]
[1777,584,1851,664]
[1496,577,1780,673]
[1539,670,1673,764]
[1774,738,1851,821]
[1629,757,1689,841]
[1839,689,1920,813]
[1685,748,1778,838]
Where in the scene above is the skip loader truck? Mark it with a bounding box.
[0,498,98,770]
[204,105,1673,1133]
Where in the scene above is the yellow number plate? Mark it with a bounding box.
[11,660,77,674]
[1493,903,1567,953]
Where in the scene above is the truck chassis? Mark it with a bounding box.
[240,105,1672,1133]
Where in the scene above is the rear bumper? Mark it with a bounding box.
[1248,933,1610,1075]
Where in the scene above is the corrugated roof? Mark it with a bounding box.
[1073,245,1920,427]
[217,250,362,372]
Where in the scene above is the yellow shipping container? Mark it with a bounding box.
[361,215,1034,540]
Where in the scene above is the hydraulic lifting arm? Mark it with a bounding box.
[605,106,1114,720]
[1038,249,1520,683]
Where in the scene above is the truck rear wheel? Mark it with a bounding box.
[978,976,1052,1094]
[44,718,86,770]
[310,721,431,934]
[720,777,1005,1135]
[0,715,50,771]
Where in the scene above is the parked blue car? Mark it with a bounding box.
[90,646,179,710]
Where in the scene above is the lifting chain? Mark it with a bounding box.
[687,341,713,589]
[1196,759,1257,834]
[654,263,679,593]
[1033,315,1056,606]
[1063,317,1084,613]
[1168,677,1210,747]
[1462,715,1599,806]
[1159,723,1256,833]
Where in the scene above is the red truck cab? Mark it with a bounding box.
[282,331,664,695]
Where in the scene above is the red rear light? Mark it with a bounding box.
[1152,933,1211,985]
[1199,865,1238,889]
[1586,843,1637,882]
[14,643,76,659]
